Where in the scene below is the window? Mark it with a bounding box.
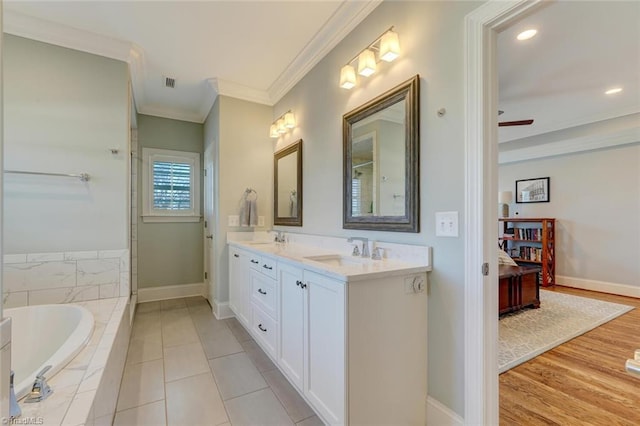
[142,148,200,222]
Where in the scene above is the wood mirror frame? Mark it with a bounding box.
[274,139,303,226]
[343,75,420,232]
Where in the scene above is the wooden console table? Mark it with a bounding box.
[499,265,541,315]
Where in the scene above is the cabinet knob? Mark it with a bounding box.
[234,254,239,258]
[258,324,267,332]
[258,288,267,295]
[295,280,301,287]
[300,282,307,289]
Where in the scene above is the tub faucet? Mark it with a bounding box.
[347,237,369,258]
[10,370,21,418]
[24,365,53,403]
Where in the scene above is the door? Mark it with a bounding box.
[278,262,305,390]
[204,145,216,303]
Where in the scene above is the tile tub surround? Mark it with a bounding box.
[2,249,130,309]
[113,297,323,426]
[18,297,130,426]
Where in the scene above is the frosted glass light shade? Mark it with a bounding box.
[277,118,286,134]
[379,30,400,62]
[340,64,356,89]
[284,112,296,129]
[357,49,376,77]
[269,124,279,138]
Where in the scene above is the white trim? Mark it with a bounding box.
[129,294,137,326]
[137,104,204,124]
[500,125,640,164]
[137,282,205,303]
[268,0,382,104]
[210,78,272,106]
[141,215,201,223]
[213,299,235,320]
[464,1,544,424]
[427,396,464,426]
[557,276,640,299]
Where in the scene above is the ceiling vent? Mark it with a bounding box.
[163,76,176,89]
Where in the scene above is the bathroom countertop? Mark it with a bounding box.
[229,240,431,282]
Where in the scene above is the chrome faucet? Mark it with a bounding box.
[274,231,286,244]
[24,365,53,403]
[10,370,21,418]
[347,237,369,258]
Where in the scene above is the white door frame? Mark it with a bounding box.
[463,1,546,424]
[204,144,216,303]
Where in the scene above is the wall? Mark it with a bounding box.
[272,0,482,416]
[136,114,204,288]
[3,34,129,253]
[499,143,640,288]
[204,96,273,311]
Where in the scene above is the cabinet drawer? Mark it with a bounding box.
[251,304,277,358]
[251,272,277,318]
[259,257,277,280]
[248,254,262,271]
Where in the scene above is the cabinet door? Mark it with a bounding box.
[229,247,250,326]
[278,262,305,391]
[304,271,345,425]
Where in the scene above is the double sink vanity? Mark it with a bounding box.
[227,233,431,425]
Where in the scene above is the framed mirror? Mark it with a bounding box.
[343,75,420,232]
[274,139,303,226]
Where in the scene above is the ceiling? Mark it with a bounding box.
[497,1,640,144]
[3,1,639,141]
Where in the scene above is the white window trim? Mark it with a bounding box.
[141,147,201,223]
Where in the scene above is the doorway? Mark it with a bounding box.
[204,144,216,305]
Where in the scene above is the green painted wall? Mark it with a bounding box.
[137,114,204,288]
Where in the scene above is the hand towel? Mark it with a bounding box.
[249,199,258,227]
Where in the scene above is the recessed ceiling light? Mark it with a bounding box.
[517,29,537,41]
[605,87,623,95]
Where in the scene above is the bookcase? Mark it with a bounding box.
[499,217,555,287]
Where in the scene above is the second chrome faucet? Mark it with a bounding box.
[347,237,370,258]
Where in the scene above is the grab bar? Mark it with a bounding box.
[5,170,90,182]
[625,349,640,378]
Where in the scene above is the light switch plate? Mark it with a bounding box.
[228,215,240,227]
[435,211,459,237]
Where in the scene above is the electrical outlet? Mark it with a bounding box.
[435,211,459,237]
[228,215,240,227]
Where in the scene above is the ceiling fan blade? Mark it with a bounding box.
[498,119,534,127]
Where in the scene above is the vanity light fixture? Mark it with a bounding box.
[339,27,400,90]
[270,110,296,138]
[605,87,623,95]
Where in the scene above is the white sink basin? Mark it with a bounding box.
[304,254,370,267]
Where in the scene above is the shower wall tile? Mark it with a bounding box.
[2,249,130,306]
[77,259,120,286]
[4,261,77,292]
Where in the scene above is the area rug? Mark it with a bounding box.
[499,289,634,373]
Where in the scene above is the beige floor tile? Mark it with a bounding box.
[127,334,163,365]
[116,359,165,411]
[136,301,160,314]
[184,295,209,307]
[160,306,191,322]
[164,342,210,382]
[113,400,166,426]
[296,415,324,426]
[209,352,268,400]
[225,317,254,342]
[166,373,229,426]
[262,369,315,422]
[191,308,230,334]
[131,311,161,339]
[224,388,294,426]
[160,298,187,310]
[161,315,200,348]
[199,327,244,359]
[240,339,277,373]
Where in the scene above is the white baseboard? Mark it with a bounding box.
[137,282,205,303]
[556,275,640,299]
[213,299,235,320]
[427,396,464,426]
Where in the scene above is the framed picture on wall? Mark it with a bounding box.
[515,177,550,203]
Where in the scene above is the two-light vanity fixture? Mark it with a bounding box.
[339,27,400,90]
[270,110,296,138]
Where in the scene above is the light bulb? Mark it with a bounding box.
[379,30,400,62]
[357,49,376,77]
[339,64,356,89]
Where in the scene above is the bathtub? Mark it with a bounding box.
[5,304,94,400]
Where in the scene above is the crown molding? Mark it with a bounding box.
[268,0,383,104]
[209,78,273,106]
[137,104,204,124]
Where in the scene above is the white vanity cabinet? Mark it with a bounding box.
[249,255,279,359]
[278,262,306,391]
[228,246,250,326]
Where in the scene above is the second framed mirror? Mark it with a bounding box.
[274,139,303,226]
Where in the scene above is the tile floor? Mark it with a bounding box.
[114,296,323,426]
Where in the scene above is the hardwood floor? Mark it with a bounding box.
[499,286,640,425]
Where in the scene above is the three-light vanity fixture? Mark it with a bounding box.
[269,110,296,138]
[339,27,400,90]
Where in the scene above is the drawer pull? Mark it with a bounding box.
[250,259,259,264]
[263,264,273,270]
[258,288,267,295]
[233,254,240,258]
[258,324,267,332]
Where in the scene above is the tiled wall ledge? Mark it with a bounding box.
[2,250,130,309]
[19,297,130,426]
